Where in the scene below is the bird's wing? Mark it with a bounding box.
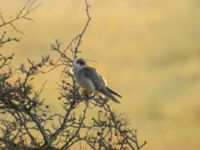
[81,66,106,89]
[81,66,121,103]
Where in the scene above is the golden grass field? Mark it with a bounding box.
[1,0,200,149]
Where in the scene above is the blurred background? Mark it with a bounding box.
[1,0,200,149]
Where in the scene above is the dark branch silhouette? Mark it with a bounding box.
[0,0,146,149]
[0,0,40,46]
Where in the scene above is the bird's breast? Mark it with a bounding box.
[74,71,95,91]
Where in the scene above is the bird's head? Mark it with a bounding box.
[73,58,87,70]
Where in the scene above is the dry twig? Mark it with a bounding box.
[0,0,146,149]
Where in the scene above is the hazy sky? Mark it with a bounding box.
[1,0,200,149]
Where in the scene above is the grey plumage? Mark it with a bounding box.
[73,58,121,103]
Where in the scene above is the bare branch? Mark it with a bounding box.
[73,0,92,59]
[0,0,146,149]
[0,0,40,47]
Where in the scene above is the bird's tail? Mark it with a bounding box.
[106,87,122,98]
[108,94,120,103]
[99,87,121,103]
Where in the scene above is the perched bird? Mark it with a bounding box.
[73,58,122,103]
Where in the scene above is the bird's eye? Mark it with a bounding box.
[79,62,83,65]
[77,61,84,65]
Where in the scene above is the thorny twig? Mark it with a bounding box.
[49,0,92,75]
[0,0,41,47]
[0,0,146,149]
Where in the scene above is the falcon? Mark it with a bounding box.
[72,58,121,103]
